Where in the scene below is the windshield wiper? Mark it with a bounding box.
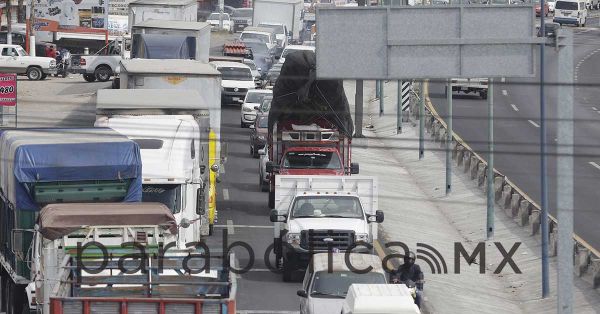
[310,292,345,298]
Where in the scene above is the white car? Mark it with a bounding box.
[210,61,256,104]
[279,44,316,64]
[0,44,56,80]
[206,12,234,32]
[240,89,272,127]
[548,0,556,11]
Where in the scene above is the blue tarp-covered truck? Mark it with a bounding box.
[0,128,143,313]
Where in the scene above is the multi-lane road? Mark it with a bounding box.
[429,22,600,250]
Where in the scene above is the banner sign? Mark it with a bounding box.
[34,0,109,31]
[0,74,17,107]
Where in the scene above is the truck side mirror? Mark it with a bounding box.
[375,210,384,223]
[270,209,286,223]
[350,162,360,175]
[296,289,308,298]
[196,187,206,215]
[11,229,24,254]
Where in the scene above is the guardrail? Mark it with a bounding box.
[408,80,600,289]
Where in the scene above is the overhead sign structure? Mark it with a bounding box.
[34,0,109,32]
[315,6,539,79]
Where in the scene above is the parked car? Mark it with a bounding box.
[241,89,272,127]
[232,8,253,33]
[206,12,234,32]
[258,142,270,192]
[0,44,56,80]
[241,40,276,78]
[250,114,269,159]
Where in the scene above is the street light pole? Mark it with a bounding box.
[539,0,550,298]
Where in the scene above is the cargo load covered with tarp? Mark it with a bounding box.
[39,203,177,240]
[131,33,197,59]
[0,128,143,211]
[268,50,354,137]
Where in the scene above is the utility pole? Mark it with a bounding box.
[539,0,550,298]
[446,79,453,194]
[486,78,494,239]
[6,0,12,45]
[218,0,224,30]
[419,82,424,159]
[556,28,574,314]
[397,80,402,133]
[28,0,35,56]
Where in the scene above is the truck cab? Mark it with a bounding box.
[266,121,359,208]
[269,176,383,282]
[296,253,388,314]
[341,284,421,314]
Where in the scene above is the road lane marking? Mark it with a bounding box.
[223,188,229,201]
[501,77,506,83]
[502,89,508,96]
[214,224,273,229]
[511,104,519,112]
[593,106,598,111]
[589,162,600,171]
[227,219,235,235]
[528,120,540,128]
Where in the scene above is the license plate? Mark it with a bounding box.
[233,97,240,101]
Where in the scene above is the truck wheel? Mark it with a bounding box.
[282,258,294,282]
[268,190,275,209]
[95,66,112,82]
[480,91,488,99]
[26,67,42,81]
[83,74,96,82]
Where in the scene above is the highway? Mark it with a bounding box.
[429,23,600,250]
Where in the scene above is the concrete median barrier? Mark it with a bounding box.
[506,193,521,218]
[470,157,480,180]
[517,199,530,227]
[576,246,591,277]
[477,163,486,187]
[529,210,540,236]
[462,151,471,173]
[591,258,600,288]
[494,176,504,201]
[549,228,558,257]
[500,185,513,209]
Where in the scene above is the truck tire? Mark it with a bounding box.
[268,190,275,209]
[83,74,96,82]
[26,67,42,81]
[95,66,112,82]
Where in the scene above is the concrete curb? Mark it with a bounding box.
[418,80,600,292]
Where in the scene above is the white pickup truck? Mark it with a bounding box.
[69,36,130,82]
[0,44,56,80]
[269,176,384,281]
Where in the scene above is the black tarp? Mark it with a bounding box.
[268,50,354,138]
[131,33,196,59]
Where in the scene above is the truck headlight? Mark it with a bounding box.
[355,233,369,242]
[286,233,300,245]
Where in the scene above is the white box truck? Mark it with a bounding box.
[269,176,384,281]
[128,0,198,32]
[131,20,211,62]
[253,0,303,42]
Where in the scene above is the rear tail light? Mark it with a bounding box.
[79,58,86,65]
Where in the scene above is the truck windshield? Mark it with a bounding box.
[283,151,342,169]
[16,46,27,56]
[259,24,285,34]
[246,92,270,103]
[291,196,363,219]
[555,1,578,9]
[218,66,253,81]
[310,271,386,298]
[142,184,182,214]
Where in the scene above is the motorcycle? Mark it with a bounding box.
[54,51,70,78]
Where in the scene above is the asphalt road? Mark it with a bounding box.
[429,24,600,250]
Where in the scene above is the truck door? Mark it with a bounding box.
[0,47,20,73]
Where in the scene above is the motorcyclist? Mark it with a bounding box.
[390,251,424,308]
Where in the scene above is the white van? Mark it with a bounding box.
[554,0,587,26]
[342,284,421,314]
